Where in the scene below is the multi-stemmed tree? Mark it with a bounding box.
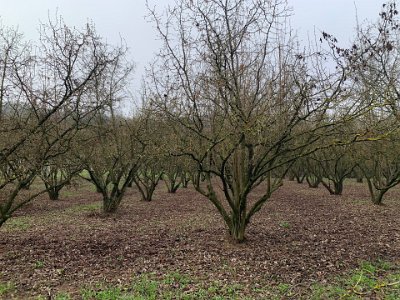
[312,144,356,195]
[356,128,400,205]
[39,155,82,200]
[0,18,129,226]
[75,54,145,212]
[145,0,365,242]
[77,114,145,212]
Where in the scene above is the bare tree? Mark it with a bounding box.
[357,129,400,205]
[129,112,166,202]
[78,114,145,212]
[146,0,361,242]
[39,155,82,200]
[133,160,163,202]
[312,144,356,195]
[323,1,400,129]
[0,17,126,227]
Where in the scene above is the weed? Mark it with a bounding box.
[279,221,291,228]
[277,283,292,295]
[0,281,15,296]
[132,275,158,300]
[35,260,45,269]
[81,286,125,300]
[55,293,71,300]
[310,261,400,299]
[163,271,191,286]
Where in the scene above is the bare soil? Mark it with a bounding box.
[1,180,400,299]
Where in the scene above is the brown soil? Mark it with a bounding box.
[1,180,400,299]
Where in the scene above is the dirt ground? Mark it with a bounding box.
[1,179,400,299]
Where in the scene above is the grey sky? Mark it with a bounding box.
[0,0,386,92]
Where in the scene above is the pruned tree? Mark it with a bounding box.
[75,50,141,212]
[128,107,171,201]
[133,161,163,202]
[162,156,184,193]
[304,157,323,188]
[39,155,82,200]
[0,17,120,227]
[357,132,400,205]
[313,144,356,195]
[78,115,144,212]
[146,0,363,242]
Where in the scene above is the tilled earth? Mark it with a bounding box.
[1,180,400,298]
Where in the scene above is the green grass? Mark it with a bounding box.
[78,272,251,300]
[309,260,400,299]
[67,202,102,213]
[34,260,45,269]
[54,293,72,300]
[1,216,31,231]
[278,221,291,229]
[0,281,15,296]
[35,293,72,300]
[6,262,400,299]
[29,262,400,298]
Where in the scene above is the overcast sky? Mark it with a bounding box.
[0,0,386,93]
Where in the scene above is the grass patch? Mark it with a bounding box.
[278,221,291,229]
[1,216,31,231]
[36,293,72,300]
[79,272,252,300]
[0,281,15,297]
[34,260,45,269]
[310,260,400,299]
[54,293,72,300]
[67,202,102,214]
[14,262,400,299]
[81,286,125,300]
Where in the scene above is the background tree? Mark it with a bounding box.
[131,113,165,202]
[304,157,323,188]
[162,156,184,194]
[78,114,144,213]
[39,154,82,200]
[313,144,356,195]
[133,158,163,202]
[287,159,307,184]
[0,17,125,227]
[323,2,400,131]
[357,130,400,205]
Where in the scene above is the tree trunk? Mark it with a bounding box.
[103,196,121,213]
[372,190,386,205]
[295,174,306,184]
[0,216,7,228]
[140,185,156,201]
[47,188,60,200]
[228,213,247,243]
[180,173,190,188]
[321,179,343,195]
[334,180,344,195]
[165,175,180,193]
[306,175,320,188]
[366,178,387,205]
